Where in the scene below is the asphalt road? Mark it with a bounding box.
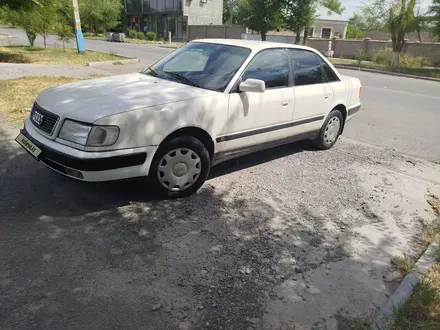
[341,70,440,163]
[1,26,439,162]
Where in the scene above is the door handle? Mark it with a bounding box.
[324,96,329,100]
[282,100,290,106]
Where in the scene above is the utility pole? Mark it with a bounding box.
[72,0,85,54]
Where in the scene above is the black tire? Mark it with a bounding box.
[313,109,343,150]
[149,135,211,198]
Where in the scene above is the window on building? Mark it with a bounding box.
[308,27,314,38]
[242,49,289,89]
[289,50,325,86]
[321,28,332,39]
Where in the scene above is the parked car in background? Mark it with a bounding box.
[16,39,361,198]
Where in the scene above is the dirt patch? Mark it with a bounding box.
[1,128,440,329]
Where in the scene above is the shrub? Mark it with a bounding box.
[400,54,431,68]
[372,47,393,65]
[127,29,137,39]
[356,49,367,66]
[372,47,431,68]
[145,31,156,41]
[135,31,145,40]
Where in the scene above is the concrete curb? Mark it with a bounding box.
[86,58,140,67]
[372,240,439,330]
[159,45,179,49]
[334,64,440,82]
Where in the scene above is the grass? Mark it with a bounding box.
[83,32,106,41]
[329,58,440,79]
[391,255,416,275]
[0,46,128,65]
[391,264,440,329]
[0,76,82,124]
[389,194,440,329]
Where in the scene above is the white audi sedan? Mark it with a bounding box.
[16,39,361,197]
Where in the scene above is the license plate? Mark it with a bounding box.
[15,133,42,159]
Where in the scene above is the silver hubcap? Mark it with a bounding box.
[157,148,202,191]
[324,116,340,145]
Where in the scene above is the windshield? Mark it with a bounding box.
[142,42,251,92]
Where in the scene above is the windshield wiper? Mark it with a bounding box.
[163,71,199,88]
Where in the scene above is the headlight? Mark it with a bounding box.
[58,120,119,146]
[58,120,91,145]
[87,126,120,146]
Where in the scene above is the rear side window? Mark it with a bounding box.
[242,49,289,89]
[315,54,340,82]
[288,49,325,86]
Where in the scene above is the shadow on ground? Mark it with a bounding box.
[0,124,429,330]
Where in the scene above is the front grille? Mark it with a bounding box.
[30,103,59,135]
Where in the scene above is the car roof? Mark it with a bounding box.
[191,38,318,52]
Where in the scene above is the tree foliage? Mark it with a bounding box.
[346,24,365,39]
[223,0,239,24]
[283,0,316,44]
[80,0,123,35]
[430,0,440,40]
[1,0,71,46]
[359,0,416,70]
[56,23,74,50]
[236,0,284,41]
[320,0,344,15]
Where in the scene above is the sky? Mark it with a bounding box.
[341,0,433,20]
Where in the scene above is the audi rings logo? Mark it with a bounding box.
[32,111,44,125]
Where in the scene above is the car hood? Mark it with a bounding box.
[35,73,217,123]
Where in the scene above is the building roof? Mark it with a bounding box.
[192,38,316,52]
[315,6,348,22]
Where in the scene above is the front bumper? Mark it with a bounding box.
[19,119,158,182]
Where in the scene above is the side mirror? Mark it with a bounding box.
[239,79,265,93]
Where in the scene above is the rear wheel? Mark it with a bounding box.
[313,109,343,150]
[149,136,210,198]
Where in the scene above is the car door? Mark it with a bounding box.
[288,49,334,133]
[219,48,294,152]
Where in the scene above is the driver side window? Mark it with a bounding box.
[242,49,289,89]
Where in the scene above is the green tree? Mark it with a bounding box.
[4,7,39,46]
[429,0,440,40]
[80,0,122,35]
[56,23,74,50]
[360,0,417,70]
[35,5,58,48]
[321,0,344,14]
[223,0,239,24]
[387,0,417,70]
[346,14,367,39]
[346,24,365,39]
[283,0,316,44]
[237,0,283,41]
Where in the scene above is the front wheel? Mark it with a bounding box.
[313,109,343,150]
[149,136,211,198]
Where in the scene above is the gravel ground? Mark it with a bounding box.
[1,116,440,329]
[0,63,108,80]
